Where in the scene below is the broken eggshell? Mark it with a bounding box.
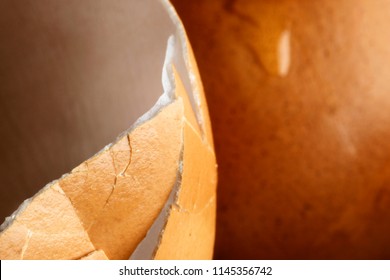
[0,0,216,260]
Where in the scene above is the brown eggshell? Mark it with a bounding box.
[171,0,390,259]
[154,69,217,259]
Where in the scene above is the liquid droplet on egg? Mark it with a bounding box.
[257,28,291,77]
[277,29,291,77]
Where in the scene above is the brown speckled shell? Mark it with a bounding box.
[171,0,390,259]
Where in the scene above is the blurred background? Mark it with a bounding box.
[171,0,390,259]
